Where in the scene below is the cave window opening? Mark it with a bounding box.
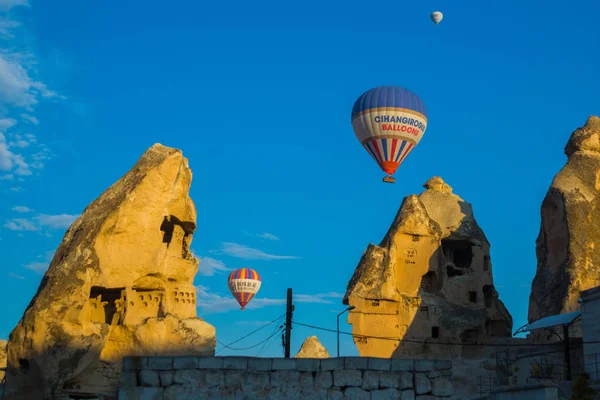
[446,265,465,278]
[442,239,473,269]
[18,358,29,373]
[431,326,440,339]
[483,255,490,271]
[483,285,493,308]
[461,329,478,343]
[420,271,439,293]
[89,286,125,325]
[469,291,477,303]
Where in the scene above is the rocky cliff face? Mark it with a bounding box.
[0,339,6,383]
[4,144,216,399]
[343,177,512,358]
[295,336,330,358]
[528,116,600,338]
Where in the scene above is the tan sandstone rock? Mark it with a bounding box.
[4,144,216,400]
[0,339,6,382]
[295,336,330,358]
[343,177,512,359]
[528,116,600,340]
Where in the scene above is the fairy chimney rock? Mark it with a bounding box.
[344,176,512,358]
[295,336,330,358]
[528,116,600,341]
[4,144,216,400]
[0,339,6,382]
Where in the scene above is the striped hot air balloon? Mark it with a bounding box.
[351,86,428,183]
[228,268,262,310]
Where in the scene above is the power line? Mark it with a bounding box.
[292,321,597,348]
[257,315,286,357]
[219,327,285,351]
[216,313,286,353]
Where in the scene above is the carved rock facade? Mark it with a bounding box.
[343,177,512,358]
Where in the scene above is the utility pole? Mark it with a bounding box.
[284,288,293,358]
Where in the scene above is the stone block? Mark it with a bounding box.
[173,369,204,385]
[198,356,223,369]
[300,371,315,390]
[321,358,344,371]
[268,388,300,400]
[380,371,413,389]
[333,370,362,387]
[243,371,270,394]
[271,370,301,391]
[173,356,198,369]
[434,360,452,370]
[426,371,441,379]
[391,359,414,372]
[148,356,173,371]
[223,356,249,370]
[204,370,225,388]
[159,371,174,387]
[327,388,343,400]
[247,357,273,372]
[343,387,370,400]
[139,370,160,387]
[300,389,327,400]
[401,390,416,400]
[361,371,380,390]
[119,371,138,387]
[225,370,247,389]
[296,358,320,371]
[272,358,296,370]
[122,356,147,371]
[343,357,368,370]
[414,373,431,395]
[414,360,434,372]
[163,384,212,400]
[315,371,333,389]
[372,388,401,400]
[430,377,452,397]
[117,387,162,400]
[368,358,391,371]
[440,369,452,378]
[415,396,437,400]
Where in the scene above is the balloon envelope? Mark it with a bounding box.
[431,11,443,24]
[351,86,428,176]
[228,268,262,310]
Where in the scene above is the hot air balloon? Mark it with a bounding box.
[228,268,262,310]
[431,11,443,25]
[351,86,428,183]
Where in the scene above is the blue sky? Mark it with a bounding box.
[0,0,599,358]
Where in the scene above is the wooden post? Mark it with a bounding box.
[284,288,293,358]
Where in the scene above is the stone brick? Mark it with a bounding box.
[296,358,320,372]
[315,371,333,389]
[173,356,198,370]
[372,388,401,400]
[117,387,162,400]
[414,360,434,372]
[300,389,327,400]
[299,372,315,390]
[321,358,344,371]
[415,396,436,400]
[272,358,296,370]
[119,371,138,387]
[380,371,413,389]
[163,384,212,400]
[401,390,416,400]
[361,371,380,390]
[139,370,160,387]
[122,356,147,371]
[430,377,452,397]
[327,388,343,400]
[333,370,362,387]
[248,357,272,371]
[198,356,223,369]
[269,388,300,400]
[343,387,369,400]
[148,356,173,371]
[223,356,248,370]
[271,370,300,391]
[159,371,174,387]
[243,371,270,394]
[204,370,225,388]
[173,369,204,385]
[368,358,391,371]
[225,370,247,389]
[434,360,452,370]
[440,369,452,378]
[343,357,368,370]
[414,373,431,395]
[426,371,441,379]
[391,359,414,372]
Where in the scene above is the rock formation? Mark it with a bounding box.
[528,116,600,339]
[295,336,330,358]
[4,144,216,400]
[343,177,512,359]
[0,339,6,382]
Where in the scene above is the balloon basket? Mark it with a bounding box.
[383,176,396,184]
[240,307,245,311]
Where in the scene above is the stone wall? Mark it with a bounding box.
[581,285,600,380]
[118,356,454,399]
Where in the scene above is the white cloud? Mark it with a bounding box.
[8,272,24,280]
[0,0,29,12]
[0,118,16,131]
[0,173,13,180]
[258,232,280,241]
[19,113,38,125]
[211,242,300,260]
[9,139,29,148]
[23,250,54,275]
[197,256,231,276]
[3,212,79,231]
[12,205,30,212]
[9,186,23,192]
[195,286,343,314]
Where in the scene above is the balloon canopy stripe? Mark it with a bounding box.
[351,86,427,121]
